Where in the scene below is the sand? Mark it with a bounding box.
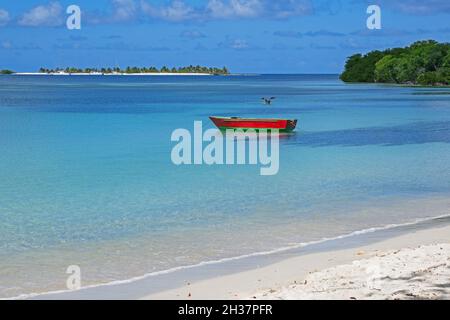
[255,243,450,300]
[143,224,450,300]
[13,72,212,76]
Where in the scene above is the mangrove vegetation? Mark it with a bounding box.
[340,40,450,86]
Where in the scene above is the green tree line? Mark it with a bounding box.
[0,69,14,74]
[39,65,229,75]
[340,40,450,86]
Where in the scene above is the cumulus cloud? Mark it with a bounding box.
[139,0,312,21]
[18,2,64,27]
[12,0,314,26]
[313,0,342,15]
[354,0,450,15]
[80,0,137,24]
[207,0,312,19]
[393,0,450,14]
[10,0,331,27]
[268,0,313,18]
[75,0,315,25]
[111,0,138,22]
[207,0,264,18]
[0,9,10,26]
[141,0,197,21]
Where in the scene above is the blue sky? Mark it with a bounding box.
[0,0,449,73]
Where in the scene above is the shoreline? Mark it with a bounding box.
[11,72,214,76]
[340,81,450,88]
[254,242,450,300]
[145,220,450,300]
[21,210,450,300]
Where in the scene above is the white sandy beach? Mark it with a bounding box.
[143,223,450,300]
[255,243,450,300]
[13,72,212,76]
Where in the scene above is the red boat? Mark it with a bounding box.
[209,116,297,132]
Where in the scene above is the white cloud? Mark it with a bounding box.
[18,2,64,27]
[207,0,263,18]
[394,0,450,14]
[7,0,315,27]
[269,0,312,18]
[206,0,232,18]
[141,0,197,21]
[140,0,312,22]
[207,0,311,19]
[111,0,137,22]
[354,0,450,15]
[13,0,312,26]
[0,9,10,26]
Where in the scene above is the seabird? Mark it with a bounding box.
[261,97,276,105]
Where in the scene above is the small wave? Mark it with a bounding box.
[5,212,450,300]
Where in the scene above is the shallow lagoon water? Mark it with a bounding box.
[0,74,449,298]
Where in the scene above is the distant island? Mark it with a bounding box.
[1,65,230,76]
[340,40,449,86]
[37,65,229,75]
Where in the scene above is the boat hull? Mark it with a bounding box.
[209,116,297,132]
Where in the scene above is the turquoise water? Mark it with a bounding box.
[1,74,450,298]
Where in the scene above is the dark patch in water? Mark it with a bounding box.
[412,91,450,95]
[285,121,450,147]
